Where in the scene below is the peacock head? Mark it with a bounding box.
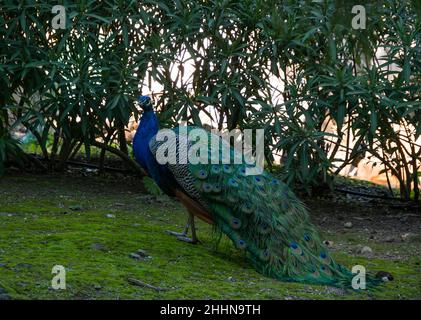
[138,95,153,111]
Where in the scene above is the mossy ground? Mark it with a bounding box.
[0,172,420,300]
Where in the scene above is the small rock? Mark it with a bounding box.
[359,246,373,255]
[400,233,411,241]
[114,203,125,207]
[106,214,115,219]
[344,222,353,228]
[136,249,148,257]
[384,237,395,243]
[326,286,346,296]
[324,240,334,246]
[375,271,393,281]
[129,253,141,260]
[69,205,83,211]
[227,277,236,282]
[94,285,102,291]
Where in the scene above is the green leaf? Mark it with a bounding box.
[142,176,163,197]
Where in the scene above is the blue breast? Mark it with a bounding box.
[133,110,178,196]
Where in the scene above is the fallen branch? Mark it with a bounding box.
[127,278,167,292]
[90,140,147,177]
[30,154,134,174]
[335,187,409,202]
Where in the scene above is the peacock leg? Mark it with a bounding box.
[165,214,190,237]
[166,213,200,244]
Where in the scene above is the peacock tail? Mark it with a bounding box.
[149,126,380,289]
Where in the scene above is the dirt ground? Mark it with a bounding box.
[0,168,420,300]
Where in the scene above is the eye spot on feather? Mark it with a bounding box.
[241,203,254,214]
[259,224,270,234]
[212,184,222,193]
[271,178,280,185]
[230,218,241,229]
[290,242,303,255]
[304,234,311,241]
[261,249,270,261]
[253,176,264,186]
[211,165,221,174]
[320,252,331,264]
[195,169,208,180]
[236,239,247,249]
[238,166,247,176]
[311,270,320,278]
[290,242,298,250]
[228,178,239,187]
[320,265,332,275]
[223,164,233,173]
[202,183,213,193]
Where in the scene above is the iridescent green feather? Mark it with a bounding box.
[161,126,381,289]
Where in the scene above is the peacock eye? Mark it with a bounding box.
[202,183,212,193]
[237,239,246,249]
[228,178,239,187]
[223,164,233,173]
[290,242,298,249]
[212,184,221,193]
[196,169,208,179]
[211,165,221,173]
[231,218,241,229]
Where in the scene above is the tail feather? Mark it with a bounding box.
[152,126,382,289]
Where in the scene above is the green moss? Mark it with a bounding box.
[0,174,420,300]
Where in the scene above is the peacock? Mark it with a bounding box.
[133,95,380,289]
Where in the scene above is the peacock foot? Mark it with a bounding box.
[165,230,200,244]
[165,230,187,237]
[176,235,200,244]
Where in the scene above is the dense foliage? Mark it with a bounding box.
[0,0,420,199]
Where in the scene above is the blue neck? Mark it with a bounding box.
[133,110,159,170]
[133,110,177,196]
